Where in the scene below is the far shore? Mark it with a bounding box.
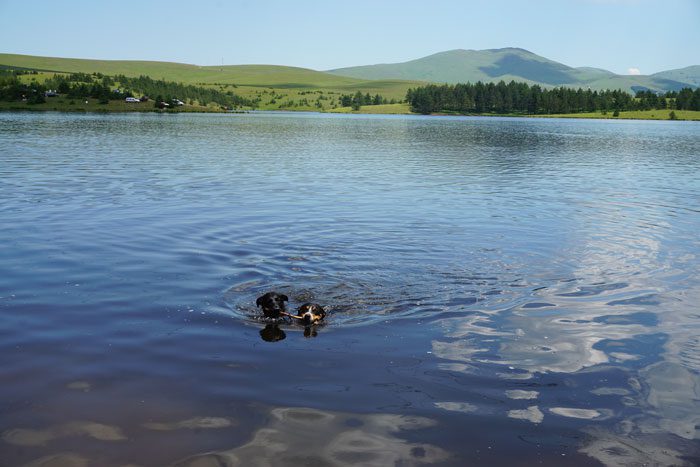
[2,100,699,121]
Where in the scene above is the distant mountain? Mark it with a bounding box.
[652,65,700,88]
[328,48,695,93]
[573,67,615,77]
[1,50,696,95]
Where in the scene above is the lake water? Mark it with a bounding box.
[1,111,699,466]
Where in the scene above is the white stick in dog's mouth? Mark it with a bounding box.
[280,311,304,320]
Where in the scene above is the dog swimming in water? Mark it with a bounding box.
[255,293,326,325]
[255,292,289,319]
[296,303,326,325]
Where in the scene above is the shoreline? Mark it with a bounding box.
[2,101,698,121]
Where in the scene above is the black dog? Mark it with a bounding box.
[256,292,289,319]
[297,303,326,325]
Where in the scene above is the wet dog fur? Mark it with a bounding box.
[256,292,289,319]
[296,303,326,325]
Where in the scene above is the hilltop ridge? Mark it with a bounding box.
[1,49,698,95]
[328,48,697,93]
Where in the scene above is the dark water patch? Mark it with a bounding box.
[593,312,659,326]
[557,282,628,297]
[606,294,662,306]
[521,302,557,309]
[593,333,668,369]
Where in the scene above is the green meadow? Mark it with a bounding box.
[5,88,699,121]
[2,54,699,120]
[0,53,420,111]
[332,103,412,114]
[1,54,361,87]
[10,72,414,112]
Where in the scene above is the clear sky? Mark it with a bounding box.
[1,0,698,75]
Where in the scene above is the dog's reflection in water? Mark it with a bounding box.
[256,294,326,342]
[258,323,322,342]
[303,325,319,338]
[259,324,286,342]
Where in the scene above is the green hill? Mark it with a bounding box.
[651,66,700,88]
[0,53,419,97]
[0,53,425,112]
[0,51,696,103]
[329,48,569,84]
[327,48,694,93]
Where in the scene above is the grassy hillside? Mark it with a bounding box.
[0,53,419,94]
[332,103,412,114]
[2,52,697,114]
[328,48,694,93]
[0,53,347,86]
[652,65,700,87]
[0,53,424,111]
[328,49,546,83]
[3,51,695,100]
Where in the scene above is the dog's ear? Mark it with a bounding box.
[256,296,263,307]
[280,294,289,302]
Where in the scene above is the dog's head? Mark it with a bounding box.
[297,303,326,325]
[256,292,289,318]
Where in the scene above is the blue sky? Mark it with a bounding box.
[1,0,698,74]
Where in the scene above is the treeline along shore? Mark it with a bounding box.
[0,69,252,110]
[406,81,700,116]
[0,68,397,112]
[1,67,699,120]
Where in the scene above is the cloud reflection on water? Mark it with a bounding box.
[143,416,234,431]
[21,452,90,467]
[507,406,544,424]
[173,407,448,467]
[637,361,700,440]
[2,421,126,447]
[429,191,700,464]
[6,407,447,467]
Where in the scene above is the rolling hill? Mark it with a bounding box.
[327,48,696,93]
[1,50,697,96]
[651,65,700,88]
[0,53,420,97]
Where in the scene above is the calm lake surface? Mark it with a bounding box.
[1,111,699,466]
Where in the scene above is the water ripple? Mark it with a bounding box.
[1,112,700,465]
